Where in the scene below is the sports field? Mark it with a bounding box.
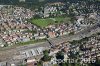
[32,17,70,27]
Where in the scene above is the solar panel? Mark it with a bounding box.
[37,48,41,54]
[25,51,30,58]
[35,48,40,55]
[28,50,33,57]
[37,47,43,54]
[31,49,36,56]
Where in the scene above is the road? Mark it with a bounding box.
[0,20,100,62]
[48,21,100,45]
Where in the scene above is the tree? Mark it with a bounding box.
[82,37,89,41]
[92,58,100,66]
[59,62,67,66]
[97,32,100,35]
[69,32,75,35]
[56,51,64,60]
[37,60,43,66]
[19,64,27,66]
[41,50,52,62]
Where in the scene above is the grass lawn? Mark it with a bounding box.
[32,18,53,27]
[16,39,46,46]
[31,17,71,28]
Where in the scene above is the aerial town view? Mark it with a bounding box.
[0,0,100,66]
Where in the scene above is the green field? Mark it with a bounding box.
[32,17,70,28]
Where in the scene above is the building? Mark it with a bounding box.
[19,0,26,2]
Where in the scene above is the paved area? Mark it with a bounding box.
[0,42,50,61]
